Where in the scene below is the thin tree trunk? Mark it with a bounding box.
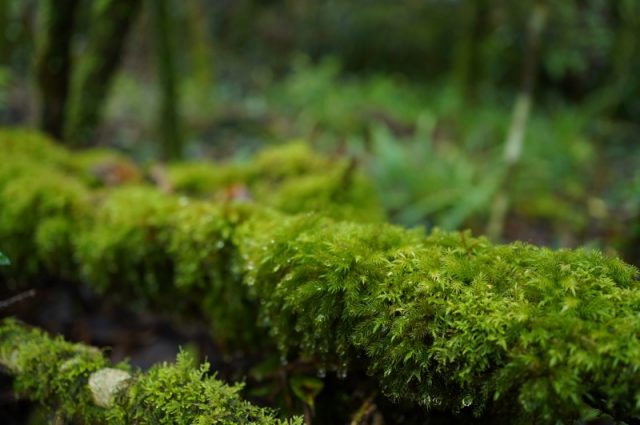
[64,0,141,147]
[186,0,214,91]
[486,3,547,241]
[151,0,182,161]
[34,0,78,140]
[452,0,482,101]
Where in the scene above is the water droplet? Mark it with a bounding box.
[420,395,431,406]
[462,395,473,407]
[337,364,348,379]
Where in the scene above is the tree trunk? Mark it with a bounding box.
[151,0,183,161]
[34,0,78,140]
[64,0,141,147]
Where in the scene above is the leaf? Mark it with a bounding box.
[0,251,9,266]
[289,375,324,409]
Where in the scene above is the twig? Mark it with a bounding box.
[0,289,36,309]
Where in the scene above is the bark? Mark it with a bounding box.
[150,0,183,160]
[64,0,142,147]
[34,0,79,139]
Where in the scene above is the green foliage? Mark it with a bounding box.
[0,319,301,424]
[0,250,10,266]
[2,130,640,422]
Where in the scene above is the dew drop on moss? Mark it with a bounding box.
[462,395,473,407]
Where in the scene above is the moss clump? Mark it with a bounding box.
[2,129,640,422]
[167,142,384,222]
[109,351,299,425]
[237,214,640,421]
[74,186,179,301]
[0,319,301,424]
[0,168,88,278]
[0,319,111,422]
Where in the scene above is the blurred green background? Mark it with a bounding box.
[1,0,639,261]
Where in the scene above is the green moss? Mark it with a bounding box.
[237,215,640,421]
[74,186,178,302]
[68,148,142,187]
[109,351,298,425]
[167,142,384,221]
[0,168,88,278]
[0,128,70,166]
[0,319,301,424]
[0,319,110,422]
[167,161,244,196]
[2,129,640,422]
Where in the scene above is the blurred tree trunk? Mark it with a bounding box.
[64,0,141,147]
[0,0,8,66]
[150,0,183,161]
[34,0,78,140]
[586,0,639,117]
[452,0,483,101]
[486,2,547,241]
[186,0,214,91]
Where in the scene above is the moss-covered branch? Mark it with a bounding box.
[1,130,640,423]
[0,319,301,424]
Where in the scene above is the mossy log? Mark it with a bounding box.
[0,319,301,424]
[1,130,639,423]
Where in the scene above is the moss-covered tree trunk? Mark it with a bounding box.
[452,0,483,101]
[64,0,141,147]
[0,0,9,66]
[34,0,78,140]
[150,0,183,160]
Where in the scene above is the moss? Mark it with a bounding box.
[167,142,384,222]
[74,186,179,303]
[0,319,301,424]
[2,129,640,422]
[68,148,143,187]
[0,319,110,422]
[237,215,640,421]
[109,351,298,425]
[0,168,88,278]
